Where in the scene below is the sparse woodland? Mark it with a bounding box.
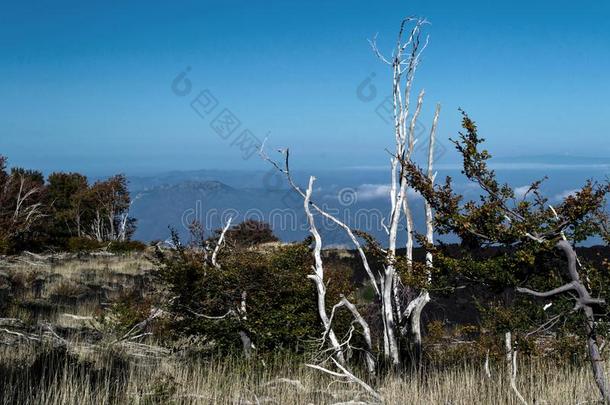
[1,16,610,405]
[0,157,138,253]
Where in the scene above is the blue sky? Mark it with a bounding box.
[1,0,609,176]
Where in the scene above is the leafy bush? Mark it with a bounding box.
[155,231,354,356]
[98,289,152,338]
[67,237,103,253]
[220,219,279,248]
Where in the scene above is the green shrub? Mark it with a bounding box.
[155,235,354,356]
[67,237,103,252]
[0,238,10,255]
[98,289,152,337]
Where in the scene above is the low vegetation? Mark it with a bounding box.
[1,240,609,404]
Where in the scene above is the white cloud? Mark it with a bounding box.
[514,185,532,199]
[356,184,422,201]
[356,184,391,200]
[553,189,579,202]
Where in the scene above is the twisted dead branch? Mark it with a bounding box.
[517,239,610,403]
[306,358,382,402]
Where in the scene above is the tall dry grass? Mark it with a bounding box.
[1,253,603,404]
[0,343,602,405]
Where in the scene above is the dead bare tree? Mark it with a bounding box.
[369,18,434,365]
[260,16,440,376]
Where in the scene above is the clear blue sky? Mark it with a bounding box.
[1,0,609,176]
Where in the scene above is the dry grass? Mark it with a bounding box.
[1,252,154,321]
[0,343,603,405]
[2,252,152,278]
[1,253,604,404]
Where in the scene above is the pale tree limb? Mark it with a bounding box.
[211,216,232,269]
[516,282,577,298]
[186,308,236,319]
[505,331,528,405]
[238,291,255,359]
[118,193,141,241]
[550,204,589,285]
[304,176,346,365]
[262,378,306,392]
[403,103,440,361]
[401,89,425,271]
[239,330,255,360]
[116,308,164,343]
[484,350,492,379]
[517,239,610,403]
[368,33,392,65]
[306,358,382,402]
[259,142,380,296]
[326,296,376,375]
[402,197,415,270]
[425,103,441,271]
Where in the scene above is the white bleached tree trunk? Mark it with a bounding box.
[304,176,346,364]
[406,103,440,362]
[211,216,232,269]
[260,16,440,374]
[505,331,528,405]
[372,17,438,366]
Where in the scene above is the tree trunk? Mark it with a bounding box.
[517,240,610,403]
[585,305,610,403]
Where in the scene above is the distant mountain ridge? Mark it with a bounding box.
[130,179,308,243]
[127,162,609,245]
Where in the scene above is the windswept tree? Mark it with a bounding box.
[88,174,135,242]
[402,111,610,403]
[0,156,46,252]
[45,172,89,241]
[260,17,440,385]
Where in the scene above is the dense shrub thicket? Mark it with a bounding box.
[152,229,356,356]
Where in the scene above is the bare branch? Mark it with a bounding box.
[325,296,376,374]
[259,144,379,295]
[368,33,392,65]
[211,216,232,269]
[304,176,345,365]
[505,332,528,404]
[305,358,382,402]
[516,282,577,298]
[187,308,236,320]
[425,103,441,270]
